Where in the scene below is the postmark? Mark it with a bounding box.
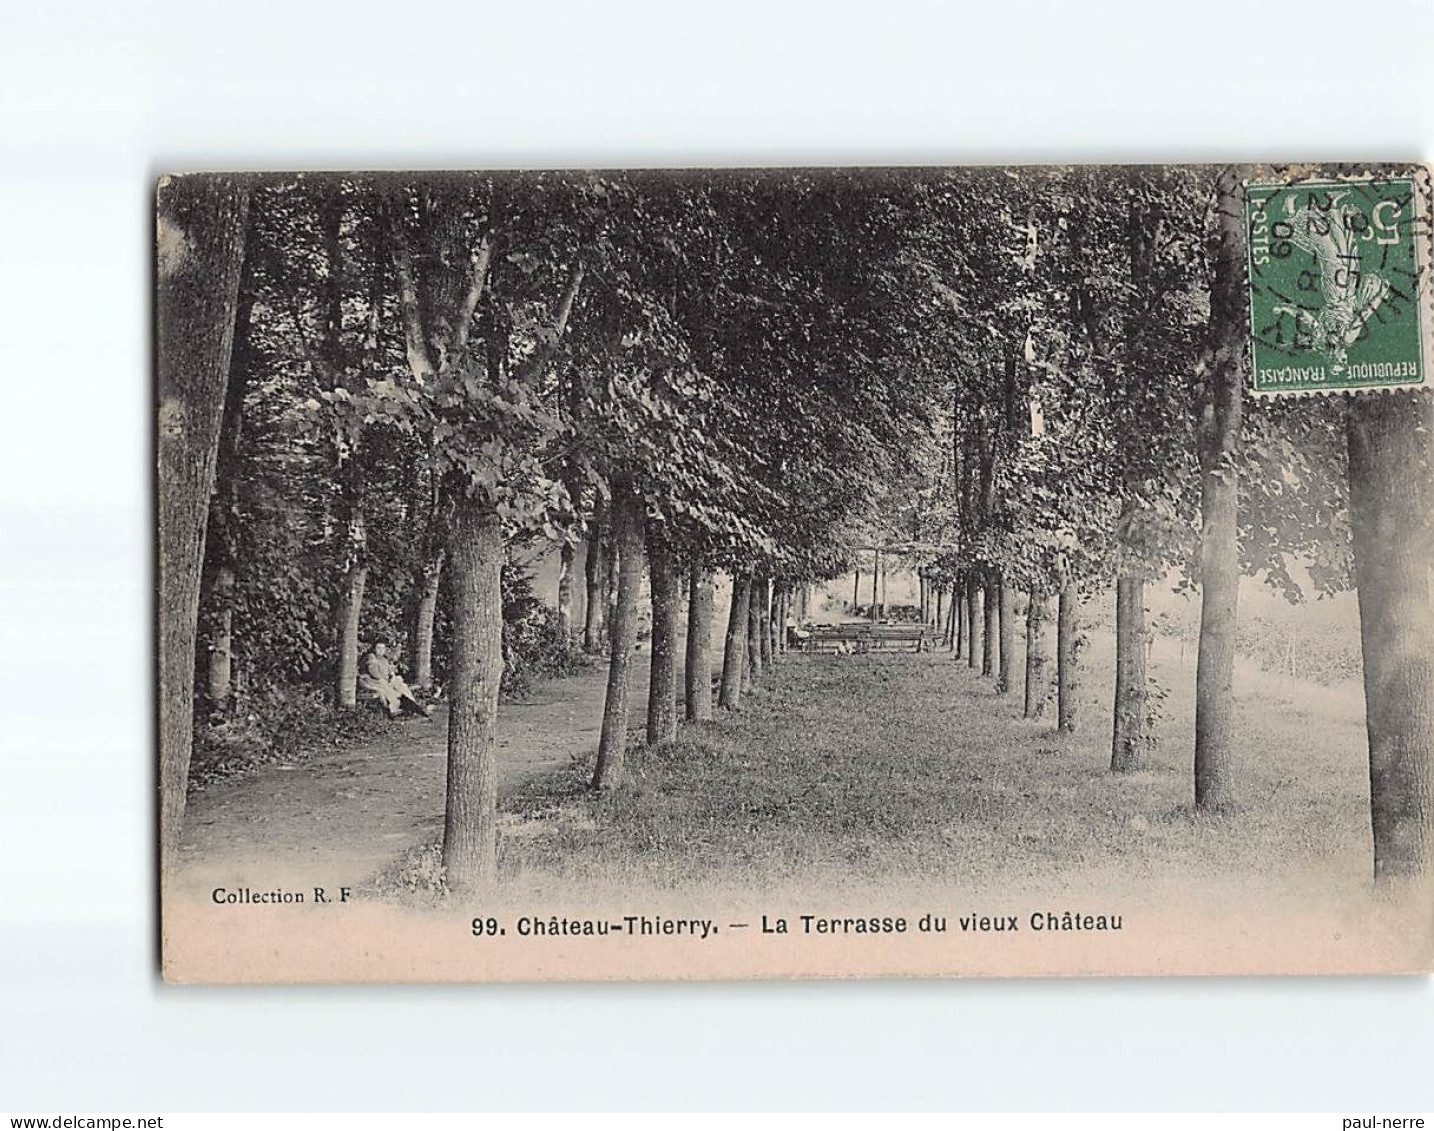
[1245,173,1432,396]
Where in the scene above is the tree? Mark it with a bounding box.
[1056,584,1078,732]
[203,224,260,711]
[384,173,586,891]
[593,479,645,787]
[645,525,680,745]
[685,568,715,720]
[720,570,753,710]
[1346,390,1433,882]
[1023,589,1051,719]
[157,174,250,881]
[1193,167,1247,812]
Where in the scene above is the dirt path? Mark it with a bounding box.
[175,655,652,901]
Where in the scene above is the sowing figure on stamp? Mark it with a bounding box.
[1270,190,1392,375]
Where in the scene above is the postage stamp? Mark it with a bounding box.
[1245,175,1432,396]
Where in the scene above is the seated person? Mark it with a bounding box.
[358,642,431,719]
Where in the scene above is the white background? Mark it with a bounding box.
[1,0,1432,1112]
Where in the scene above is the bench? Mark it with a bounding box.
[803,622,934,654]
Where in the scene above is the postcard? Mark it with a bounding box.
[157,164,1434,982]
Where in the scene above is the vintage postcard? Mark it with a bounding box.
[157,163,1434,983]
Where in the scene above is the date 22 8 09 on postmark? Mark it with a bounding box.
[1245,176,1431,396]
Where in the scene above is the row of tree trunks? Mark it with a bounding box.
[712,568,808,711]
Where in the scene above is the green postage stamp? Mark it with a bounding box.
[1245,175,1432,395]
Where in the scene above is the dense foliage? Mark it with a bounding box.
[193,167,1363,750]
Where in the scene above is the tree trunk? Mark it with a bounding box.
[776,586,788,656]
[966,572,982,670]
[603,519,619,645]
[593,484,645,789]
[1057,583,1077,733]
[583,502,606,653]
[768,582,784,661]
[1347,391,1434,883]
[441,499,505,895]
[720,570,752,710]
[646,534,679,746]
[409,552,443,690]
[996,579,1015,694]
[935,587,944,642]
[157,175,250,883]
[853,570,860,614]
[983,571,999,677]
[748,575,767,686]
[1111,576,1148,772]
[207,568,236,706]
[334,560,369,708]
[204,239,257,712]
[955,578,965,658]
[556,541,576,642]
[685,569,714,721]
[1024,590,1050,720]
[871,552,880,621]
[1194,166,1247,812]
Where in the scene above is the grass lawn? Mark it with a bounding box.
[469,624,1376,910]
